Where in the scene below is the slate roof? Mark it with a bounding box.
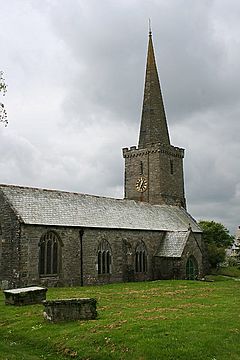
[0,184,202,232]
[156,231,190,258]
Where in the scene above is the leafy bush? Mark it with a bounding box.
[199,220,234,269]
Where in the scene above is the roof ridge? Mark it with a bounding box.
[0,183,182,208]
[0,183,121,201]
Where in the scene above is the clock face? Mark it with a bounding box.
[136,177,148,192]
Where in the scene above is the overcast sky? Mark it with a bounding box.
[1,0,240,234]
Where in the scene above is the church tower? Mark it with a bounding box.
[123,30,186,208]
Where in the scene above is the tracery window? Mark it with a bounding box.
[97,240,112,275]
[135,241,148,273]
[39,231,61,276]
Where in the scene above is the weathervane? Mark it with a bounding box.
[149,18,152,36]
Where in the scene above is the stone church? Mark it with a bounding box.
[0,31,204,289]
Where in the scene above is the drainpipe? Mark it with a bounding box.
[79,228,84,286]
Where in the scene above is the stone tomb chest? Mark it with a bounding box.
[4,286,47,305]
[43,298,97,322]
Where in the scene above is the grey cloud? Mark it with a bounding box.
[1,0,240,234]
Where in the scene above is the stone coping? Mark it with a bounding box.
[43,298,96,305]
[4,286,47,294]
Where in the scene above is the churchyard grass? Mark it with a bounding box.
[0,279,240,360]
[211,266,240,278]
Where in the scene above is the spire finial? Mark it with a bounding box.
[149,18,152,36]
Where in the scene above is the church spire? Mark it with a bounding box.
[138,30,170,148]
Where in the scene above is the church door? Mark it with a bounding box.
[186,256,198,280]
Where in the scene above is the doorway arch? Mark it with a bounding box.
[186,256,198,280]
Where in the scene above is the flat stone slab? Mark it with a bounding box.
[4,286,47,305]
[43,298,97,322]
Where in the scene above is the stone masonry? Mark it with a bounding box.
[5,223,166,287]
[123,144,186,207]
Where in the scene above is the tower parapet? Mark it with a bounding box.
[123,144,184,159]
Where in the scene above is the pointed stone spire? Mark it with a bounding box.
[138,30,170,148]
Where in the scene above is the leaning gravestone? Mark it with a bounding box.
[43,298,97,322]
[4,286,47,305]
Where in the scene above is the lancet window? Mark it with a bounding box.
[135,241,148,273]
[97,240,112,275]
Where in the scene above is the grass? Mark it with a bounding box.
[211,266,240,278]
[0,279,240,360]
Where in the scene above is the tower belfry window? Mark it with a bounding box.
[140,161,143,175]
[170,160,174,175]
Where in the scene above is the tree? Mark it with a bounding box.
[199,220,234,269]
[0,71,8,126]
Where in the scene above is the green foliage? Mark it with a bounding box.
[199,220,234,269]
[0,71,8,126]
[199,220,234,248]
[211,266,240,278]
[227,256,239,267]
[0,72,7,93]
[207,243,226,268]
[1,280,240,359]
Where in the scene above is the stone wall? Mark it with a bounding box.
[17,224,165,287]
[180,232,204,278]
[0,196,204,288]
[153,257,182,280]
[0,192,21,289]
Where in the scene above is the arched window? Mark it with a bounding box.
[97,240,112,275]
[135,241,148,273]
[39,232,61,276]
[186,256,198,280]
